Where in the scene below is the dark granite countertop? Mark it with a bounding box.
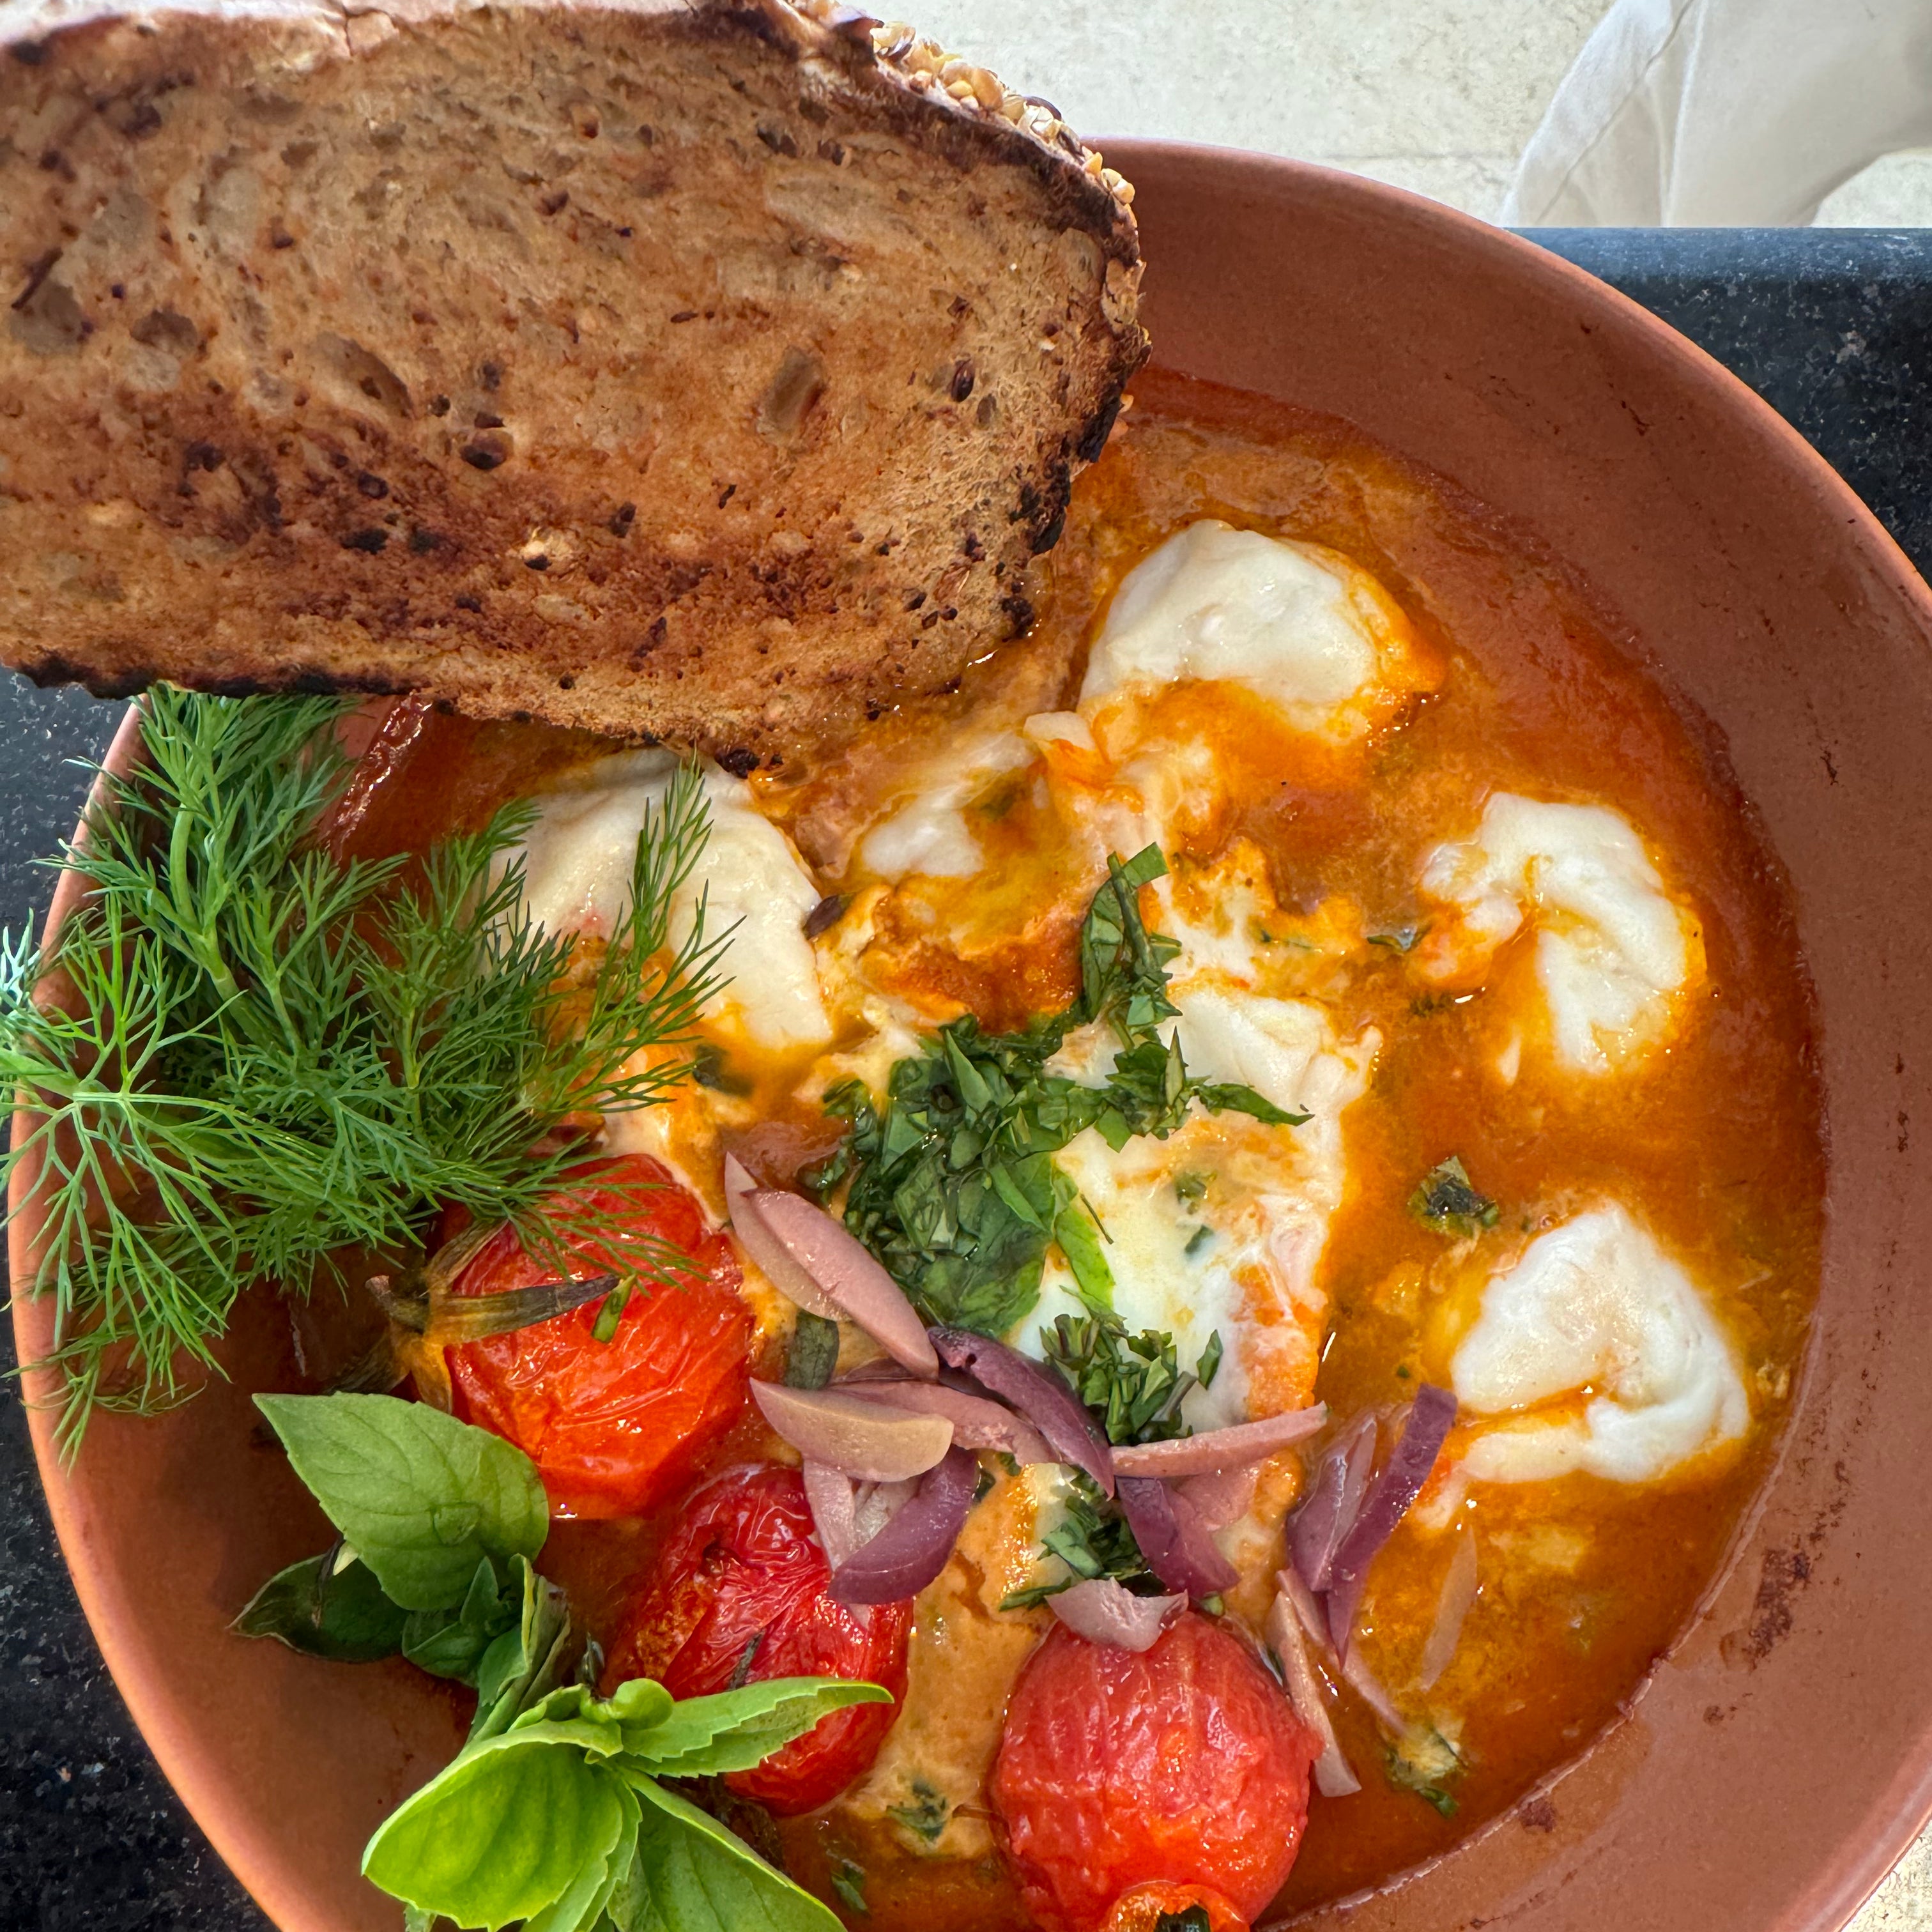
[3,228,1928,1931]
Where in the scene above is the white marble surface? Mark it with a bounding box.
[899,2,1932,1921]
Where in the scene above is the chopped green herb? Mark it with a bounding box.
[1183,1223,1215,1261]
[1173,1171,1209,1206]
[809,847,1297,1337]
[1055,1200,1117,1312]
[1153,1908,1213,1932]
[785,1310,841,1390]
[1195,1330,1224,1390]
[1000,1472,1153,1609]
[1041,1309,1205,1446]
[885,1779,951,1845]
[831,1859,870,1914]
[693,1041,754,1096]
[1386,1728,1464,1818]
[1408,1155,1500,1239]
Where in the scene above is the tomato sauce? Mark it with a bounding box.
[338,367,1825,1926]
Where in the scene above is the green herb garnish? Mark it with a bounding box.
[885,1779,951,1846]
[1386,1728,1465,1818]
[1000,1471,1154,1609]
[1039,1310,1220,1446]
[241,1393,878,1932]
[831,1860,869,1914]
[1153,1908,1213,1932]
[1407,1156,1500,1240]
[809,847,1300,1337]
[2,689,725,1450]
[1195,1329,1223,1390]
[691,1042,753,1097]
[785,1310,841,1390]
[233,1540,410,1663]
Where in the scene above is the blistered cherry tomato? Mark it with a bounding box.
[602,1463,910,1814]
[447,1154,751,1519]
[990,1614,1318,1932]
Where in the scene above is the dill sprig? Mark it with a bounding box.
[3,687,725,1452]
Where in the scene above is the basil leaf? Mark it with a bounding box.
[1053,1202,1115,1312]
[403,1555,519,1682]
[603,1675,677,1733]
[255,1393,548,1611]
[626,1678,893,1777]
[470,1559,574,1743]
[1195,1081,1310,1127]
[231,1542,408,1662]
[362,1729,631,1930]
[521,1778,640,1932]
[618,1776,842,1932]
[783,1311,839,1391]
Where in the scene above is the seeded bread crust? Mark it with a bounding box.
[0,0,1145,766]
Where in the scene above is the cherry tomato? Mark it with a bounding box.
[447,1154,751,1519]
[1100,1882,1249,1932]
[990,1614,1318,1932]
[602,1463,910,1814]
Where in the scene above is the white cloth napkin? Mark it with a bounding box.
[1501,0,1932,225]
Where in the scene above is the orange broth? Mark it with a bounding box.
[339,367,1824,1926]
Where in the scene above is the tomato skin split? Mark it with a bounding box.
[447,1154,752,1519]
[603,1462,913,1814]
[1101,1881,1250,1932]
[991,1614,1317,1932]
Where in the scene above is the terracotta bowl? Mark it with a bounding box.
[14,144,1932,1932]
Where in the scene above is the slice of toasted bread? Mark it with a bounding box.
[0,0,1145,767]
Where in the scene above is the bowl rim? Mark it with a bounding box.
[13,142,1932,1932]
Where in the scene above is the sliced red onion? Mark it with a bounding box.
[1289,1410,1378,1594]
[1325,1385,1457,1661]
[802,1459,859,1569]
[929,1327,1114,1495]
[1117,1476,1238,1600]
[846,1381,1054,1466]
[751,1380,953,1482]
[1176,1462,1262,1533]
[1417,1527,1480,1692]
[829,1446,979,1606]
[723,1156,838,1317]
[1265,1575,1360,1798]
[1280,1565,1407,1735]
[1110,1403,1328,1478]
[1050,1578,1185,1653]
[852,1477,917,1549]
[834,1357,917,1384]
[751,1190,939,1377]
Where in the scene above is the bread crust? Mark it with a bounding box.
[0,0,1145,764]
